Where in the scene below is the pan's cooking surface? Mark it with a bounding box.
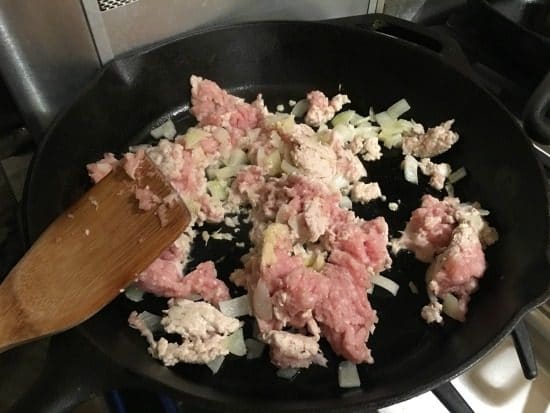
[23,21,549,410]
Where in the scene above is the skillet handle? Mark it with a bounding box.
[8,329,141,413]
[524,72,550,145]
[325,14,476,79]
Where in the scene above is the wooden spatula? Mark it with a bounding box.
[0,156,190,352]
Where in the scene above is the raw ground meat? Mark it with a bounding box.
[394,195,498,323]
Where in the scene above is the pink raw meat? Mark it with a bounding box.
[86,153,119,183]
[138,259,229,306]
[190,75,265,137]
[394,195,458,262]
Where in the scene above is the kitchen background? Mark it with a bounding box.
[0,0,548,412]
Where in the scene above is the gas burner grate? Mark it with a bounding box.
[97,0,138,12]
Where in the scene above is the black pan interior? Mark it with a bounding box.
[23,21,550,411]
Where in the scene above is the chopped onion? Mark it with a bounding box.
[265,150,282,176]
[380,132,403,149]
[245,338,265,359]
[333,124,355,143]
[216,165,240,180]
[387,98,411,119]
[124,284,144,302]
[276,368,300,380]
[137,311,162,333]
[227,148,248,166]
[281,159,299,175]
[207,180,228,201]
[445,183,455,197]
[206,355,225,374]
[340,196,353,210]
[331,110,356,126]
[219,295,251,318]
[409,281,419,294]
[338,361,361,388]
[150,119,176,140]
[371,274,400,296]
[366,286,374,294]
[276,104,285,112]
[374,111,394,128]
[478,209,490,216]
[252,279,273,320]
[182,127,207,148]
[448,167,467,184]
[403,154,419,184]
[350,113,371,126]
[226,328,247,356]
[442,293,465,321]
[290,99,308,118]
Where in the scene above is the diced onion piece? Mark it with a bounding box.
[206,356,225,374]
[338,361,361,388]
[276,104,285,112]
[403,154,419,184]
[226,328,247,356]
[371,274,400,296]
[333,124,355,143]
[227,148,248,166]
[137,311,162,333]
[277,368,300,380]
[366,286,374,295]
[252,279,273,321]
[478,209,490,216]
[290,99,308,118]
[245,338,265,359]
[374,111,395,128]
[340,196,353,210]
[409,281,419,294]
[265,150,282,176]
[350,113,371,126]
[206,165,219,180]
[381,132,403,149]
[442,293,465,321]
[445,183,455,197]
[216,165,240,180]
[150,119,176,140]
[183,127,208,148]
[331,110,356,126]
[387,98,411,119]
[448,167,467,184]
[219,295,251,318]
[124,284,144,302]
[207,180,228,201]
[281,159,299,175]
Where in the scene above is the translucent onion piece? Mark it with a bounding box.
[206,356,225,374]
[219,295,251,318]
[290,99,308,117]
[448,167,467,184]
[338,361,361,388]
[371,274,400,296]
[387,98,411,119]
[226,328,247,356]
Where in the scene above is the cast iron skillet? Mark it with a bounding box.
[11,14,550,413]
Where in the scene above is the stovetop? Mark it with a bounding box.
[0,1,548,412]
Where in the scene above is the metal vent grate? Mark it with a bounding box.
[97,0,138,12]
